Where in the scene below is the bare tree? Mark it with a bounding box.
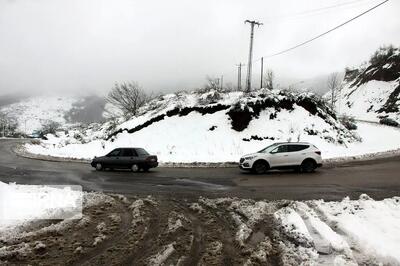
[0,111,18,137]
[41,120,61,135]
[204,76,220,91]
[0,112,7,137]
[327,73,342,110]
[107,82,151,117]
[263,69,274,90]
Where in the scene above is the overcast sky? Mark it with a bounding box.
[0,0,399,96]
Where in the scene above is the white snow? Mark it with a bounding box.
[315,195,400,264]
[275,206,312,244]
[0,96,80,134]
[276,195,400,265]
[25,119,400,163]
[338,80,398,122]
[0,182,83,232]
[148,242,176,265]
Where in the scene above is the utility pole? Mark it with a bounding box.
[236,63,242,91]
[220,75,223,90]
[245,20,263,92]
[260,57,264,89]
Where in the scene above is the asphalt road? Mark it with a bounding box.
[1,139,400,200]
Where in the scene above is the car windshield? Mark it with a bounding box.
[136,148,149,156]
[107,149,121,157]
[258,143,280,153]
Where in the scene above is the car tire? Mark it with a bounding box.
[95,163,103,171]
[131,164,139,173]
[301,159,316,173]
[252,160,269,174]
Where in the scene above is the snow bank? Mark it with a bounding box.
[316,195,400,264]
[0,182,83,232]
[276,195,400,265]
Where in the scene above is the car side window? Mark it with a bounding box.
[288,145,309,152]
[122,149,133,157]
[108,149,121,157]
[272,145,288,153]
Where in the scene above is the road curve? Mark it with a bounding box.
[1,139,400,200]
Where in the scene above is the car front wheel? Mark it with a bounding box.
[252,160,269,174]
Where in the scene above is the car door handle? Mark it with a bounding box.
[284,155,289,157]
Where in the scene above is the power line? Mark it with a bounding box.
[256,0,389,60]
[264,0,374,22]
[221,0,388,89]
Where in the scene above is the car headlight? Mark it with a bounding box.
[243,156,256,160]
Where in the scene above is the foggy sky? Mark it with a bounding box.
[0,0,399,96]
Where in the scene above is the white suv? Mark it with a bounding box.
[239,142,322,174]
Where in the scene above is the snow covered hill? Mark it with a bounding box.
[0,95,106,134]
[337,46,400,124]
[25,88,366,163]
[1,96,79,134]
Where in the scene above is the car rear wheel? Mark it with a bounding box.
[252,160,269,174]
[301,159,316,173]
[131,164,139,173]
[95,163,103,171]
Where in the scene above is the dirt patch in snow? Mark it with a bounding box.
[0,195,290,266]
[2,194,400,265]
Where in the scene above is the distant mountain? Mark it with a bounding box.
[335,45,400,123]
[0,95,106,134]
[0,93,30,108]
[278,73,344,96]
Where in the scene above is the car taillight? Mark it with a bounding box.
[315,151,321,155]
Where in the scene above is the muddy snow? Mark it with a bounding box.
[1,185,400,265]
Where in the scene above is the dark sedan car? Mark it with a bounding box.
[91,147,158,172]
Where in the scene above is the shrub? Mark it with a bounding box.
[379,117,399,127]
[340,115,358,130]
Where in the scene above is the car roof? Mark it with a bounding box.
[114,147,143,149]
[274,142,312,145]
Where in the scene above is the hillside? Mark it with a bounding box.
[337,46,400,124]
[25,88,365,163]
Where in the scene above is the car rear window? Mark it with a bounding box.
[288,144,309,152]
[135,148,149,156]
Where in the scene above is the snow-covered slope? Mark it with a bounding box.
[25,89,363,163]
[337,46,400,123]
[0,95,106,134]
[0,96,79,134]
